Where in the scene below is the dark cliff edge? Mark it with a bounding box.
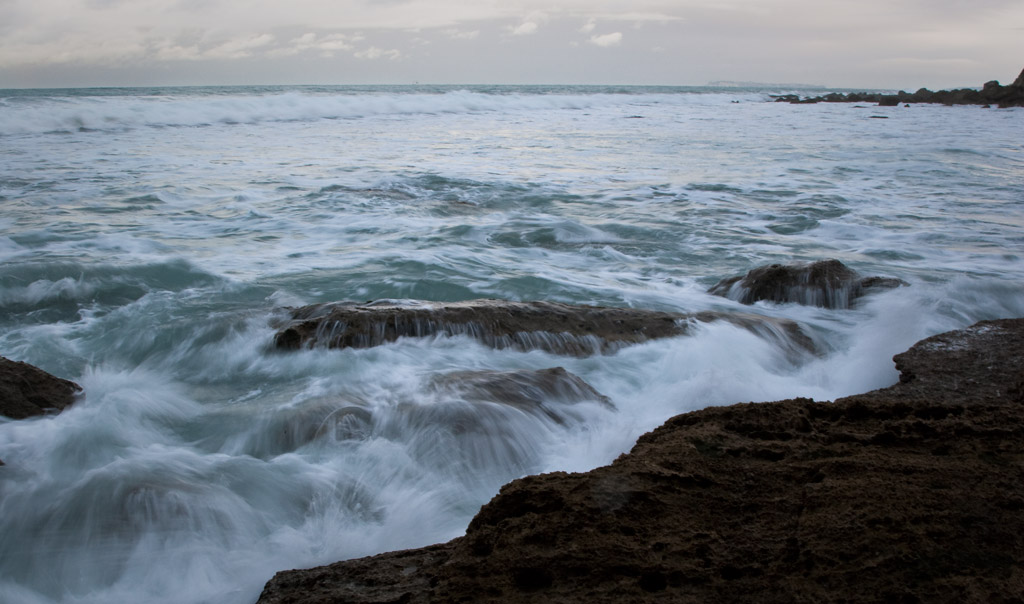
[257,318,1024,604]
[772,67,1024,108]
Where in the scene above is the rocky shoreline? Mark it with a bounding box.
[3,262,1021,602]
[257,318,1024,604]
[772,67,1024,107]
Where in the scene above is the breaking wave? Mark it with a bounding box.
[0,89,760,137]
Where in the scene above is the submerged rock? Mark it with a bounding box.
[431,367,613,425]
[264,368,609,457]
[433,367,612,408]
[272,298,815,356]
[0,356,82,420]
[708,259,905,308]
[257,318,1024,604]
[390,367,616,478]
[229,400,373,459]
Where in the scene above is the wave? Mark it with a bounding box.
[0,259,225,326]
[0,89,763,137]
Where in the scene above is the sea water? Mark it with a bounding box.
[1,85,1021,603]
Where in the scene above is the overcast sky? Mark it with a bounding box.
[1,0,1022,89]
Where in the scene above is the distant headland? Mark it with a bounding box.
[772,67,1024,107]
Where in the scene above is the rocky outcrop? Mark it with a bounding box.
[257,318,1024,604]
[708,259,905,308]
[0,356,81,420]
[272,299,815,356]
[773,67,1024,108]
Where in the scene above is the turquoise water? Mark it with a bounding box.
[1,86,1022,603]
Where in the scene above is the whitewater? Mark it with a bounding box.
[1,85,1022,604]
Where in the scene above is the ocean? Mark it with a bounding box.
[1,85,1022,604]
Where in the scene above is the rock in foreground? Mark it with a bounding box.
[0,356,82,420]
[258,319,1024,604]
[708,259,905,308]
[273,299,814,356]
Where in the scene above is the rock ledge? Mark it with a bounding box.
[272,299,815,356]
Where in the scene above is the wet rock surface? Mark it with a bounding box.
[772,67,1024,108]
[431,367,614,423]
[211,367,611,467]
[212,399,373,460]
[257,318,1024,604]
[0,356,82,420]
[708,259,906,308]
[273,298,814,356]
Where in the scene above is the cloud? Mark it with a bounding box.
[509,21,539,36]
[152,40,203,62]
[507,10,548,36]
[311,35,357,52]
[589,32,623,47]
[874,57,978,68]
[204,33,275,59]
[592,11,683,24]
[354,46,401,60]
[1,0,1021,87]
[295,33,358,52]
[446,29,480,40]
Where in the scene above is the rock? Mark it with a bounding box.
[0,356,82,420]
[237,400,373,459]
[1013,67,1024,89]
[257,318,1024,604]
[430,367,613,424]
[852,318,1024,405]
[913,87,935,102]
[773,67,1024,107]
[432,367,612,409]
[272,299,815,357]
[707,259,906,309]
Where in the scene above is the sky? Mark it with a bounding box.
[1,0,1022,89]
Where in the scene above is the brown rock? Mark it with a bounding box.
[258,318,1024,604]
[272,299,815,357]
[851,318,1024,405]
[708,259,906,309]
[430,367,614,423]
[0,356,82,420]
